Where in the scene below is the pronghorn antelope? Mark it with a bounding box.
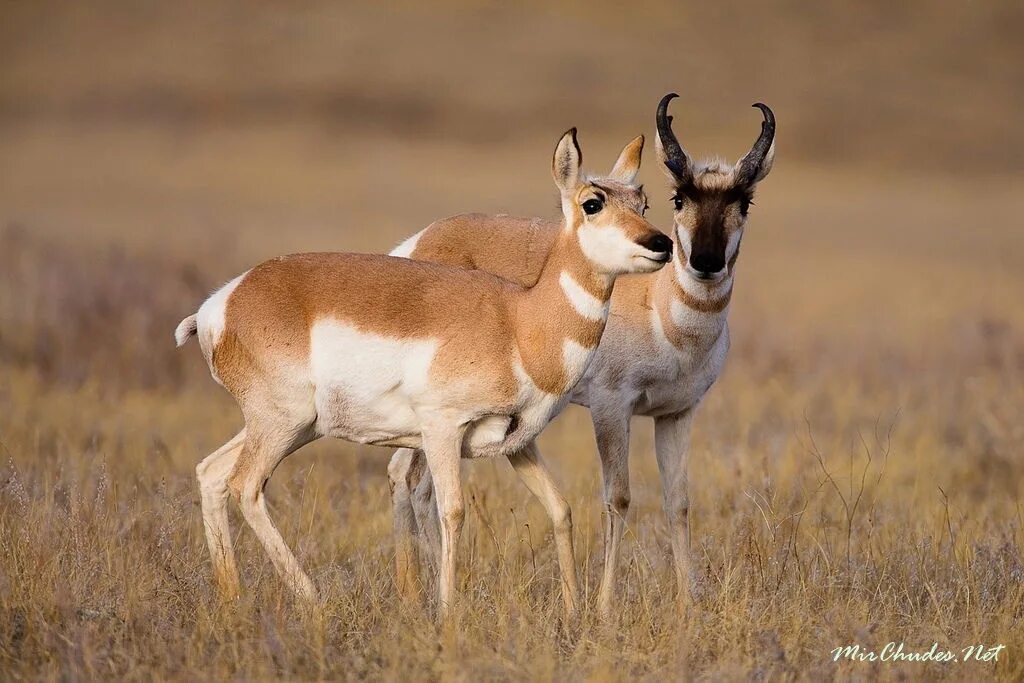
[175,128,671,617]
[389,94,775,616]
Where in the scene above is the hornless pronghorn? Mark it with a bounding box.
[389,94,775,616]
[175,128,671,617]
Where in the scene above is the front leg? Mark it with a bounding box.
[420,421,467,621]
[654,409,696,605]
[506,442,579,616]
[590,405,632,619]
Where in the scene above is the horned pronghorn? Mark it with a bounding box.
[175,128,671,617]
[389,94,775,616]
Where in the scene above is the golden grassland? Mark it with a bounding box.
[1,157,1022,680]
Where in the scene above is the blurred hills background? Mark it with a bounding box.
[2,1,1022,166]
[0,0,1021,388]
[3,1,1022,256]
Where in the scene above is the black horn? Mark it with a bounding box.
[734,102,775,185]
[656,93,692,185]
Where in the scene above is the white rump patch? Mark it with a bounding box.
[389,228,426,258]
[559,271,609,321]
[196,270,250,350]
[309,319,438,444]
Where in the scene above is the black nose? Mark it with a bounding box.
[689,253,724,274]
[641,233,673,256]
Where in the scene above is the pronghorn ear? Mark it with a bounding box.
[552,128,583,193]
[609,135,644,184]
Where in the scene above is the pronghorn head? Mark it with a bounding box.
[552,128,673,276]
[655,94,775,283]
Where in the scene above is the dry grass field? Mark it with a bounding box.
[1,2,1023,680]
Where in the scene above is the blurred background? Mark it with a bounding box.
[1,2,1023,678]
[1,0,1022,387]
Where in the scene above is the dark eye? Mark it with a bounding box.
[582,198,603,215]
[673,197,683,211]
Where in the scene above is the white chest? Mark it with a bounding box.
[635,329,728,416]
[489,359,571,456]
[574,306,730,418]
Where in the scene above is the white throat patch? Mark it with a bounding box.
[559,271,609,321]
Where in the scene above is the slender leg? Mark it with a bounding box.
[507,442,579,616]
[388,448,422,602]
[411,456,441,573]
[228,422,318,602]
[196,429,247,597]
[654,409,696,605]
[419,422,466,620]
[591,406,632,618]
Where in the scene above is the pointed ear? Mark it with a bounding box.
[552,128,582,193]
[609,135,644,184]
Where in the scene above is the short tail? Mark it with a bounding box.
[175,314,198,347]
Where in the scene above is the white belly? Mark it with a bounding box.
[309,319,438,445]
[307,319,571,457]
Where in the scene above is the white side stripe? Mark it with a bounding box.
[562,336,593,379]
[559,271,609,321]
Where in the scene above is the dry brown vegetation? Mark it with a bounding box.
[1,1,1023,680]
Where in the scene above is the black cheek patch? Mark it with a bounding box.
[739,196,751,217]
[732,187,754,217]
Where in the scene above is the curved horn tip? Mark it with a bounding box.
[751,102,775,121]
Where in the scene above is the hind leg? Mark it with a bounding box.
[389,448,424,602]
[228,420,319,602]
[196,429,247,597]
[411,454,442,574]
